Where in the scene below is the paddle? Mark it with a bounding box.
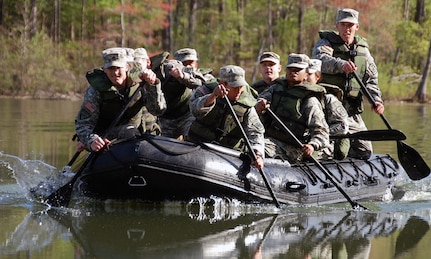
[61,150,81,171]
[353,71,430,180]
[224,97,281,208]
[265,108,367,210]
[330,129,406,141]
[45,83,144,207]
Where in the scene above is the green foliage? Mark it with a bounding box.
[378,62,422,100]
[1,0,431,99]
[0,31,88,97]
[396,21,429,70]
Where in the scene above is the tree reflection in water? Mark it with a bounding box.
[1,201,430,258]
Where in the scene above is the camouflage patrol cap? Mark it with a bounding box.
[123,48,135,62]
[134,48,149,60]
[219,65,248,88]
[308,59,322,74]
[286,53,310,69]
[174,48,198,62]
[336,8,359,24]
[259,52,280,64]
[102,47,128,68]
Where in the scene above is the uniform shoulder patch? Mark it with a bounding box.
[84,101,97,113]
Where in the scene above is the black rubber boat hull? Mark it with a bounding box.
[78,135,402,205]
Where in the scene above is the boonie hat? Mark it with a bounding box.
[308,59,322,74]
[174,48,198,62]
[102,47,128,68]
[134,48,149,60]
[219,65,248,87]
[336,8,359,24]
[259,52,280,64]
[286,53,310,69]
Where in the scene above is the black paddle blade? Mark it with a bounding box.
[331,129,406,141]
[365,129,406,141]
[397,141,430,181]
[44,183,74,207]
[395,216,429,257]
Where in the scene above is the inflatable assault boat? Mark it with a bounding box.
[73,135,402,206]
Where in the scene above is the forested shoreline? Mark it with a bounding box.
[0,0,430,102]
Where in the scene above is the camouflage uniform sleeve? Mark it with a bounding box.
[363,49,383,103]
[143,78,167,116]
[324,94,349,136]
[189,86,215,119]
[312,39,346,74]
[244,107,265,157]
[178,68,205,89]
[128,61,144,83]
[75,86,102,151]
[302,97,330,150]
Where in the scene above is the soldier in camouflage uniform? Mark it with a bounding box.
[134,47,162,135]
[156,48,212,140]
[308,59,350,160]
[75,47,166,152]
[188,65,265,170]
[312,8,384,160]
[256,54,330,164]
[251,51,283,94]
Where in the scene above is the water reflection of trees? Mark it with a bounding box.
[2,203,431,258]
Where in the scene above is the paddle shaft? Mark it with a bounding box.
[45,83,145,207]
[352,72,392,128]
[266,108,367,210]
[66,151,81,167]
[224,97,281,208]
[353,71,430,180]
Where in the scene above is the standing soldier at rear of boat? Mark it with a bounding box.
[256,53,330,164]
[251,51,281,94]
[188,65,265,170]
[75,47,166,153]
[251,51,283,94]
[312,8,384,160]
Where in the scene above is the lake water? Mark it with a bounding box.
[1,99,431,258]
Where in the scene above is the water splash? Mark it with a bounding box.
[0,152,73,203]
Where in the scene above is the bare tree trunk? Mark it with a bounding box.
[188,0,197,46]
[267,0,273,51]
[251,38,266,82]
[0,0,3,26]
[92,0,97,53]
[169,0,182,52]
[297,2,305,53]
[121,0,125,47]
[57,0,61,43]
[52,1,56,43]
[30,0,37,38]
[412,0,427,101]
[165,0,174,52]
[81,0,86,41]
[414,0,425,24]
[234,0,244,65]
[414,39,431,102]
[52,0,61,44]
[390,0,409,82]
